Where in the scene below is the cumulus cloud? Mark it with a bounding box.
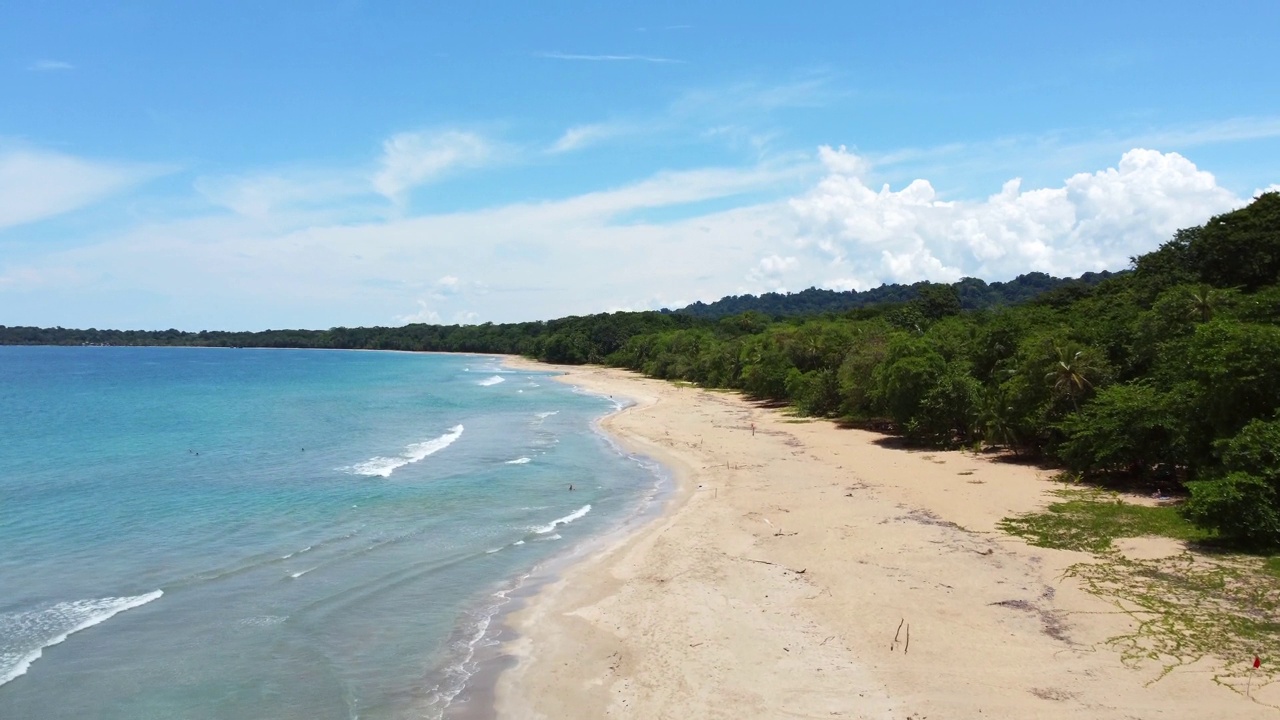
[0,148,167,230]
[789,146,1241,287]
[745,253,798,290]
[397,300,441,325]
[372,130,492,203]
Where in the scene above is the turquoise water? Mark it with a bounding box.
[0,347,660,719]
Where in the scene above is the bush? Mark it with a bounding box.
[1217,417,1280,476]
[1183,472,1280,549]
[1056,383,1181,477]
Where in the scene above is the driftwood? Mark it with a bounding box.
[890,619,912,653]
[741,557,807,574]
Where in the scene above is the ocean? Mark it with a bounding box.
[0,346,662,719]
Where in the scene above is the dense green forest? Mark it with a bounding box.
[674,270,1115,318]
[4,193,1279,546]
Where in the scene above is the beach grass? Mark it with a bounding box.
[999,487,1212,553]
[1002,486,1280,692]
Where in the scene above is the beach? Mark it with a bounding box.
[494,360,1278,719]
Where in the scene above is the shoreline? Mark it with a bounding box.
[487,360,1277,719]
[442,357,679,720]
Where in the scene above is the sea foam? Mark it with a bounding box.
[0,590,163,687]
[350,425,464,477]
[505,457,531,465]
[532,505,591,534]
[476,376,505,387]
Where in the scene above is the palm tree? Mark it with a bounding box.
[1045,343,1094,412]
[980,385,1021,455]
[1184,285,1220,323]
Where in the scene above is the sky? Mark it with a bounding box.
[2,1,1279,331]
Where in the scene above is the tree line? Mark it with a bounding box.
[674,270,1115,318]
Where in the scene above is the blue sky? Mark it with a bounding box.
[2,1,1279,330]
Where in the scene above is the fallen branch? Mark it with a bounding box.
[742,557,807,574]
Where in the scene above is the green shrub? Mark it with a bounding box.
[1184,472,1280,549]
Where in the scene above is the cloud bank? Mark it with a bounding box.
[788,146,1241,289]
[0,135,1264,331]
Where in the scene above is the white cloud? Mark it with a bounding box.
[198,129,499,218]
[195,169,369,218]
[758,255,797,274]
[540,160,808,221]
[0,141,1259,331]
[1,162,799,329]
[746,254,798,289]
[372,130,492,203]
[549,123,626,153]
[0,148,167,231]
[29,60,73,71]
[0,265,85,291]
[673,77,833,117]
[430,275,465,300]
[397,300,441,325]
[534,51,683,64]
[789,146,1240,287]
[865,116,1280,199]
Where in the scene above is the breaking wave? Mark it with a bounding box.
[532,505,591,534]
[348,425,465,477]
[0,591,163,687]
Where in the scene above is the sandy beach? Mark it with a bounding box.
[492,360,1277,719]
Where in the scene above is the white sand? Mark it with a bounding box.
[494,361,1277,719]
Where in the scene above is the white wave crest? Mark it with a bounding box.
[533,505,591,534]
[505,457,531,465]
[0,590,163,687]
[290,568,316,579]
[349,425,464,477]
[477,376,505,387]
[280,545,313,560]
[535,411,558,419]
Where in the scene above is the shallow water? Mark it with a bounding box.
[0,347,658,719]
